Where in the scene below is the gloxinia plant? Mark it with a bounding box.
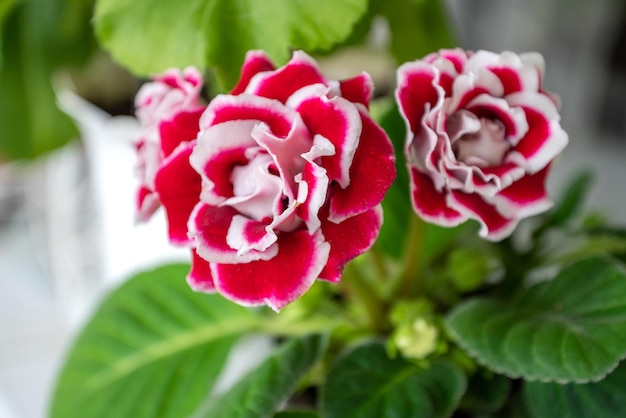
[396,49,568,241]
[49,1,626,418]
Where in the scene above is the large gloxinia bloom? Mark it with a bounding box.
[134,67,205,244]
[160,50,395,311]
[396,49,568,241]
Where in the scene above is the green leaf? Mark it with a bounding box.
[534,170,594,237]
[94,0,368,88]
[460,372,510,414]
[549,170,594,227]
[51,263,256,418]
[524,361,626,418]
[320,341,467,418]
[376,0,455,64]
[0,0,96,160]
[191,334,327,418]
[446,257,626,383]
[274,412,319,418]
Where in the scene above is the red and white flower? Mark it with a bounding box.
[396,49,568,241]
[134,67,205,244]
[156,50,395,311]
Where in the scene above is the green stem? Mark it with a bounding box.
[395,214,425,299]
[367,245,389,281]
[342,262,386,333]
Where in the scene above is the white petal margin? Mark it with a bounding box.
[288,84,362,189]
[505,92,569,173]
[187,203,279,264]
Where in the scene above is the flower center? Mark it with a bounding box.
[228,152,283,221]
[447,110,510,168]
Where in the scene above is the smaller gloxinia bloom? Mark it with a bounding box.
[171,50,396,311]
[134,67,205,245]
[396,49,568,241]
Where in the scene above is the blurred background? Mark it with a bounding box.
[1,0,625,416]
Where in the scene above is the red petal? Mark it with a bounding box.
[212,230,330,311]
[187,249,215,292]
[231,51,276,95]
[296,94,361,188]
[319,206,383,283]
[329,110,396,222]
[511,106,555,169]
[248,51,327,103]
[339,72,373,108]
[154,143,202,245]
[494,166,553,218]
[189,203,278,263]
[204,94,294,138]
[159,108,204,157]
[448,190,517,241]
[396,62,441,134]
[410,168,466,226]
[489,67,522,95]
[136,186,160,222]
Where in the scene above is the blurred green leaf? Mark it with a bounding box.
[525,361,626,418]
[535,170,594,237]
[376,0,455,64]
[192,334,328,418]
[447,247,494,292]
[320,341,467,418]
[0,0,96,160]
[274,412,319,418]
[446,257,626,383]
[460,372,510,414]
[51,263,256,418]
[94,0,368,88]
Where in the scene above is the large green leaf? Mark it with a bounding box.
[94,0,368,88]
[446,257,626,383]
[524,361,626,418]
[51,263,257,418]
[191,334,327,418]
[320,341,467,418]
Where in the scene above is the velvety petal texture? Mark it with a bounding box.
[136,50,396,310]
[396,49,568,241]
[134,66,206,245]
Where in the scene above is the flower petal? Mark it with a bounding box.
[410,168,466,226]
[159,108,204,157]
[231,50,276,95]
[154,142,202,245]
[189,203,278,263]
[296,135,334,233]
[329,110,396,222]
[202,93,296,137]
[319,206,383,283]
[212,230,330,311]
[226,214,277,255]
[448,190,517,241]
[396,61,442,134]
[187,249,215,292]
[245,51,327,103]
[338,71,374,108]
[292,88,362,188]
[506,92,568,172]
[191,119,259,203]
[491,166,553,219]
